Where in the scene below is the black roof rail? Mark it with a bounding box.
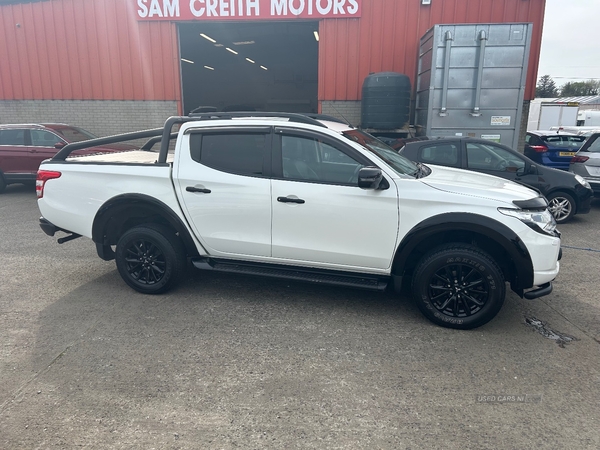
[186,111,327,128]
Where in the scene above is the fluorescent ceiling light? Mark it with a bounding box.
[260,65,268,71]
[313,31,319,41]
[200,33,216,43]
[204,66,215,70]
[214,44,224,47]
[226,48,238,55]
[245,58,255,64]
[233,41,255,46]
[181,58,194,64]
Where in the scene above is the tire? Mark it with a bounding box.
[547,191,576,224]
[115,224,186,294]
[411,244,506,330]
[0,173,6,193]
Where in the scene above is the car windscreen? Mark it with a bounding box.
[342,130,419,176]
[51,127,97,143]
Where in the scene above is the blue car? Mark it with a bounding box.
[524,130,587,170]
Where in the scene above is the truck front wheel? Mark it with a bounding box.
[411,244,506,329]
[115,224,186,294]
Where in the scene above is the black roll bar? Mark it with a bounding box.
[52,113,330,164]
[52,128,164,161]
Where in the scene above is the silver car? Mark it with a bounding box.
[570,132,600,196]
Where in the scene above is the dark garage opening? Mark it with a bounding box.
[178,22,319,115]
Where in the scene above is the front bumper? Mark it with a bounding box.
[523,282,553,299]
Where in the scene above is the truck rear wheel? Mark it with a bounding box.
[115,224,186,294]
[411,244,505,329]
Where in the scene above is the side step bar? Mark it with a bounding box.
[191,257,389,291]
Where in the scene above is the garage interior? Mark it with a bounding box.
[178,22,319,115]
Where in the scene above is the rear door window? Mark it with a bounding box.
[189,131,270,177]
[0,129,26,146]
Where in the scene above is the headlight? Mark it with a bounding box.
[574,174,591,189]
[498,207,557,235]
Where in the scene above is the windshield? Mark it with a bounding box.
[342,129,419,176]
[50,126,97,143]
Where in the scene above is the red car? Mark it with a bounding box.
[0,123,136,192]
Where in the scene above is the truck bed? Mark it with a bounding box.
[68,150,174,164]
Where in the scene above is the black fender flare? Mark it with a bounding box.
[91,193,200,259]
[392,212,534,290]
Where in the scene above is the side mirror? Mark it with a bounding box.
[358,167,384,190]
[54,142,66,149]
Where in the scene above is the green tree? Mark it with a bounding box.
[560,80,600,97]
[536,75,559,98]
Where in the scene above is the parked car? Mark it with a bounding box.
[524,130,587,170]
[0,123,136,192]
[398,137,593,223]
[569,132,600,196]
[37,113,561,330]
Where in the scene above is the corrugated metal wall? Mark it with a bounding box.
[0,0,181,101]
[319,0,546,102]
[0,0,544,103]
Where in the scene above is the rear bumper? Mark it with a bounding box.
[39,217,74,236]
[39,217,59,236]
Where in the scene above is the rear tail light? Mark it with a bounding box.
[36,170,61,198]
[529,145,548,153]
[571,155,589,163]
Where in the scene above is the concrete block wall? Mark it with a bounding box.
[0,100,178,137]
[320,101,362,127]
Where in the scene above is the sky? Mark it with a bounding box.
[537,0,600,87]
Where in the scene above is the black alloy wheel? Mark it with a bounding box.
[412,244,506,329]
[115,224,186,294]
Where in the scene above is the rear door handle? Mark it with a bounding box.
[186,186,211,194]
[277,196,305,204]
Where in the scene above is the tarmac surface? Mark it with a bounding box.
[1,183,599,449]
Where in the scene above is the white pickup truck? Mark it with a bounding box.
[37,113,561,329]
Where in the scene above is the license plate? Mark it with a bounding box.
[559,152,576,157]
